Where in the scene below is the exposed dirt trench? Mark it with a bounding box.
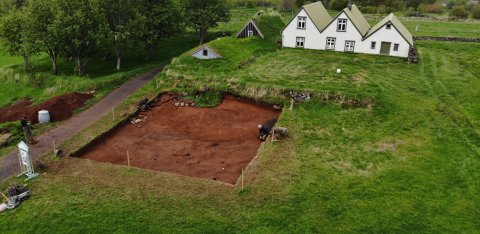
[80,94,282,184]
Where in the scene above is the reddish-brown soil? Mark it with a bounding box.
[80,94,281,184]
[0,93,93,124]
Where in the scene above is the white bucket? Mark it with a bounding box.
[38,110,50,124]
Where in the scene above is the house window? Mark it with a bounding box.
[296,37,305,48]
[345,41,355,52]
[203,50,208,56]
[386,23,392,29]
[393,44,399,51]
[297,17,307,29]
[337,19,347,32]
[326,37,336,50]
[248,30,254,37]
[371,41,376,49]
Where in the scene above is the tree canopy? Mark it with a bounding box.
[0,0,229,76]
[183,0,230,44]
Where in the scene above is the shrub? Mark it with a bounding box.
[246,0,255,8]
[329,0,348,11]
[472,5,480,19]
[277,0,295,11]
[358,5,376,14]
[419,3,444,14]
[404,7,425,17]
[449,6,469,19]
[390,0,405,11]
[376,4,387,14]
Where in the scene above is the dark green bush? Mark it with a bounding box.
[472,5,480,19]
[449,6,469,19]
[419,3,444,14]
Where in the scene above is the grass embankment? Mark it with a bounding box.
[1,37,479,233]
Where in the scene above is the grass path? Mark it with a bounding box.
[419,47,480,155]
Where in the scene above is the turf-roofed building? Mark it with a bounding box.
[282,1,414,58]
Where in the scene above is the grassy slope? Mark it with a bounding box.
[1,8,480,233]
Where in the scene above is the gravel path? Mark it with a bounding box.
[0,68,161,182]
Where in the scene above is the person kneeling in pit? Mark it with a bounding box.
[258,118,277,141]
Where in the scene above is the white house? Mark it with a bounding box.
[191,45,222,60]
[282,1,414,58]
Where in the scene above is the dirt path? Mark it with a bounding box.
[0,68,162,182]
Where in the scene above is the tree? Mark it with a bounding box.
[0,8,37,71]
[406,0,436,11]
[24,0,63,74]
[53,0,108,76]
[102,0,146,70]
[295,0,313,8]
[139,0,183,60]
[473,5,480,20]
[183,0,230,44]
[449,6,469,19]
[278,0,295,12]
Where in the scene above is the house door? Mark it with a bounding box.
[380,42,391,55]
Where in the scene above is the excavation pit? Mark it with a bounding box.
[79,94,282,184]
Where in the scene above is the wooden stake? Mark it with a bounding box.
[241,168,244,191]
[289,99,294,111]
[53,138,56,157]
[271,128,275,143]
[127,151,130,168]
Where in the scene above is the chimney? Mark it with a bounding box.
[348,0,353,10]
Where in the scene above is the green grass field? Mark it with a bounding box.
[1,7,480,233]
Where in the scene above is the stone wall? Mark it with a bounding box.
[414,36,480,43]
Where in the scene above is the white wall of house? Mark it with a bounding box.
[318,12,364,52]
[282,9,323,50]
[359,25,410,57]
[282,11,412,58]
[191,48,220,59]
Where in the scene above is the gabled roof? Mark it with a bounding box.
[364,13,414,46]
[303,1,332,32]
[190,44,222,58]
[341,4,370,36]
[236,19,264,39]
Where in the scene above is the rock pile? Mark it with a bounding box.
[289,91,311,102]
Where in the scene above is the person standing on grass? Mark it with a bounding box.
[20,115,35,144]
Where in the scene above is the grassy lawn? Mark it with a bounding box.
[1,37,479,233]
[1,7,480,233]
[389,19,479,38]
